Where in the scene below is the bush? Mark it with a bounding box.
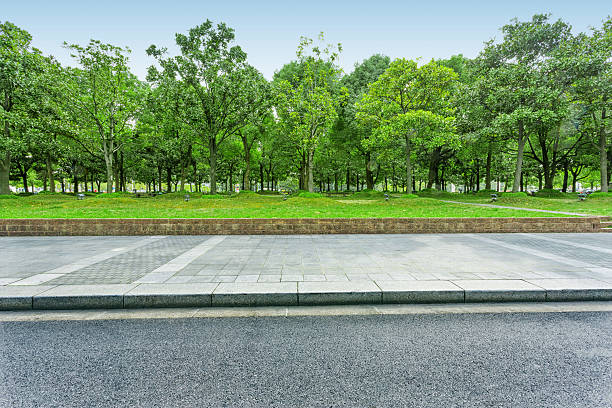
[351,189,384,199]
[231,190,259,198]
[201,193,227,199]
[589,192,612,199]
[534,188,568,198]
[501,192,528,198]
[416,189,455,198]
[296,191,324,198]
[472,189,498,197]
[94,192,132,198]
[0,194,19,199]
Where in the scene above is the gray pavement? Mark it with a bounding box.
[1,233,612,309]
[1,308,611,407]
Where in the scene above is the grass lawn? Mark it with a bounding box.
[445,195,612,218]
[0,191,588,219]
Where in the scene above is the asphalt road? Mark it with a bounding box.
[1,312,612,408]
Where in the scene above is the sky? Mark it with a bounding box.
[3,0,611,80]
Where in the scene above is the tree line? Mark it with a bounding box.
[1,14,610,196]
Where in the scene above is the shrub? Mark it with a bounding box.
[501,192,528,198]
[472,189,498,197]
[296,191,324,198]
[0,194,18,199]
[589,192,612,199]
[95,192,132,198]
[352,189,384,199]
[201,194,227,199]
[534,188,568,198]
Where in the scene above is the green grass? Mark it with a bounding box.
[0,192,583,219]
[445,193,612,217]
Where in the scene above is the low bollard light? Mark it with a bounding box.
[77,193,85,200]
[384,193,389,202]
[184,194,190,202]
[491,193,498,202]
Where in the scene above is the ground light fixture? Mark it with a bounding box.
[184,194,190,202]
[491,193,498,202]
[77,194,85,200]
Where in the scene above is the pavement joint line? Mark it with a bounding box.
[133,235,227,284]
[2,302,612,321]
[438,199,588,216]
[519,233,612,256]
[466,234,605,270]
[9,236,167,286]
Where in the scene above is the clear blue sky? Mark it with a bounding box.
[4,0,611,79]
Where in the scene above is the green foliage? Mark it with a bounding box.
[589,192,612,198]
[534,188,569,198]
[501,192,528,198]
[296,191,324,198]
[351,190,384,199]
[0,194,18,199]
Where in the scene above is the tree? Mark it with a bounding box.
[357,59,457,193]
[555,17,611,191]
[0,22,42,194]
[337,54,390,189]
[479,14,573,192]
[147,20,270,194]
[275,34,345,192]
[62,40,140,193]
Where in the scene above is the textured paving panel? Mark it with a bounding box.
[46,236,210,285]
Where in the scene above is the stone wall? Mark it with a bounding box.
[0,217,608,236]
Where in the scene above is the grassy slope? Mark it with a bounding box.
[0,192,578,219]
[445,195,612,218]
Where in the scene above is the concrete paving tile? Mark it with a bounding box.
[124,283,218,308]
[303,275,326,282]
[298,281,381,305]
[527,278,612,301]
[212,282,298,306]
[452,280,546,302]
[376,280,464,304]
[258,275,281,283]
[33,284,137,310]
[281,274,304,282]
[0,278,20,286]
[235,275,260,283]
[0,285,56,310]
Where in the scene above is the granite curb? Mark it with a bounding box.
[2,279,612,311]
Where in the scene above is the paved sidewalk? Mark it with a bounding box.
[1,233,611,310]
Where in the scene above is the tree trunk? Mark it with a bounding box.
[209,138,218,195]
[22,168,28,193]
[179,160,186,192]
[166,167,172,193]
[241,134,251,191]
[46,155,55,193]
[346,165,350,192]
[365,152,374,190]
[104,152,113,194]
[562,162,569,192]
[485,144,492,190]
[306,148,315,192]
[599,126,609,192]
[512,121,526,193]
[405,134,413,195]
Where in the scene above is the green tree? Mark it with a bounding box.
[147,20,269,194]
[0,22,42,194]
[62,40,140,193]
[357,59,457,193]
[275,34,345,192]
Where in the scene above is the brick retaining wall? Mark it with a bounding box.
[0,217,608,236]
